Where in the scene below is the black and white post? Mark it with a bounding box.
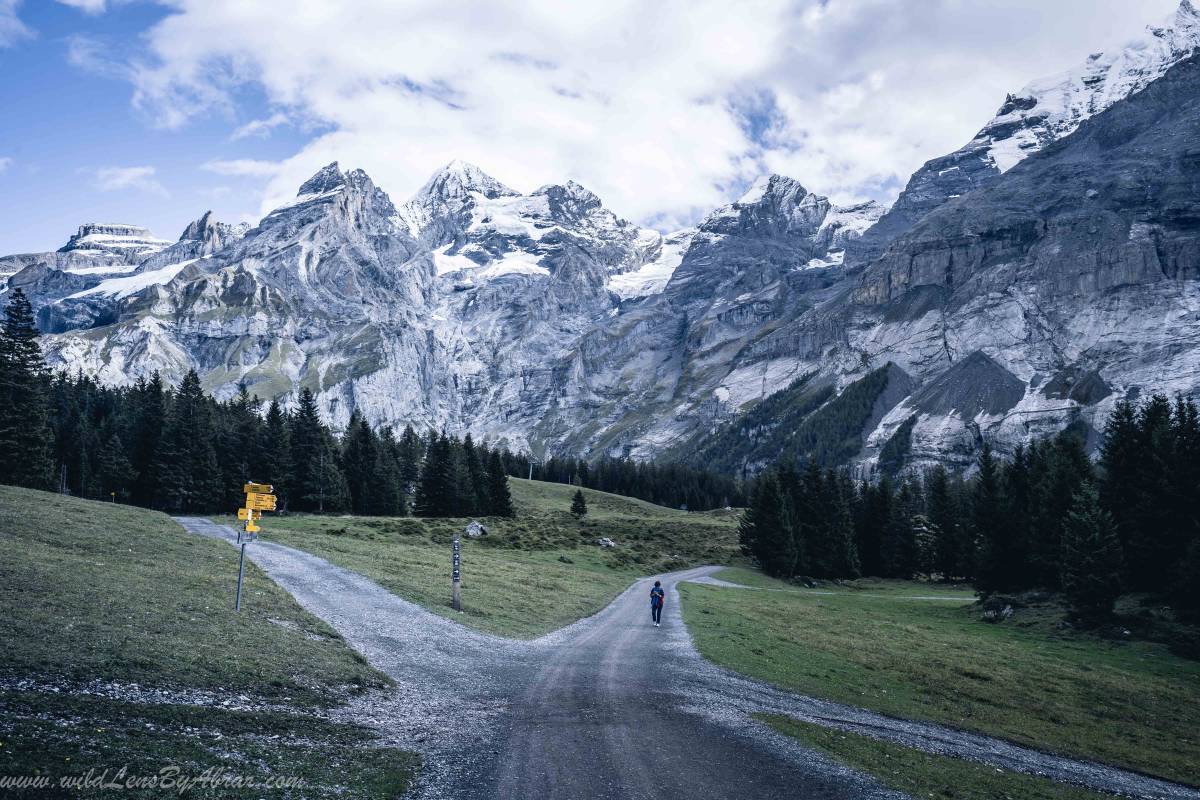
[235,532,247,612]
[451,536,462,612]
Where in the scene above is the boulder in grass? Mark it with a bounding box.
[465,520,488,538]
[597,537,616,548]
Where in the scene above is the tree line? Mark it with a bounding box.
[741,398,1200,624]
[504,453,745,512]
[0,288,518,518]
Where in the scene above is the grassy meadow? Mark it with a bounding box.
[680,568,1200,786]
[0,485,418,798]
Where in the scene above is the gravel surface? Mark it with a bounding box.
[176,517,1200,800]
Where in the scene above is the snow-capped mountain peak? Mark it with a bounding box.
[413,159,516,203]
[977,0,1200,172]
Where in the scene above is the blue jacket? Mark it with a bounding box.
[650,586,665,607]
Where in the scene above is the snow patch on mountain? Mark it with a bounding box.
[67,258,202,300]
[607,229,695,300]
[979,0,1200,173]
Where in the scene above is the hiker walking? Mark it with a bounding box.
[650,580,665,626]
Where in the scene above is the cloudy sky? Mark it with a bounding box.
[0,0,1181,253]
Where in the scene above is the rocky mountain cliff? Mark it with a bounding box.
[6,4,1200,476]
[847,0,1200,269]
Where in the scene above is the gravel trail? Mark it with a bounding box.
[176,517,1200,800]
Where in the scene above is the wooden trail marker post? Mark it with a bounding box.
[452,537,462,612]
[235,482,276,612]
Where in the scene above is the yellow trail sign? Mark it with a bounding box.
[245,521,261,533]
[244,483,274,495]
[237,508,262,521]
[245,492,277,511]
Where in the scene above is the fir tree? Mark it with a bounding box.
[397,424,423,499]
[462,434,487,515]
[739,471,803,578]
[571,488,588,517]
[260,399,292,509]
[129,373,166,507]
[486,449,515,517]
[1061,482,1123,624]
[414,433,455,517]
[971,443,1010,593]
[882,478,919,579]
[96,432,133,501]
[925,466,964,581]
[0,288,53,489]
[154,370,221,512]
[289,388,345,512]
[341,411,378,515]
[372,426,406,516]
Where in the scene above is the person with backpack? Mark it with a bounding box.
[649,580,665,626]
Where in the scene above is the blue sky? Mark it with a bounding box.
[0,1,308,252]
[0,0,1181,255]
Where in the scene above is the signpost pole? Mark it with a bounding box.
[235,542,247,612]
[234,482,275,613]
[451,537,462,612]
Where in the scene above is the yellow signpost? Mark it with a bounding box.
[245,493,277,511]
[235,481,277,611]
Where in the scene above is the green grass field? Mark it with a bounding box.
[214,478,739,638]
[0,485,418,798]
[681,568,1200,786]
[759,715,1111,800]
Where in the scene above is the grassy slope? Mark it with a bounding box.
[0,486,417,798]
[759,715,1111,800]
[680,569,1200,786]
[216,478,739,639]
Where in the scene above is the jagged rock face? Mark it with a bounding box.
[846,0,1200,269]
[847,51,1200,472]
[33,212,250,333]
[0,222,171,282]
[521,177,884,457]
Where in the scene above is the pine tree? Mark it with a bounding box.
[372,426,406,516]
[397,424,422,499]
[289,389,345,512]
[341,411,377,515]
[1127,395,1174,590]
[1061,482,1123,624]
[571,488,588,517]
[414,433,455,517]
[882,478,919,579]
[926,466,964,581]
[154,370,221,512]
[129,374,166,507]
[486,449,515,517]
[739,471,803,578]
[854,478,891,578]
[260,399,292,509]
[96,432,133,501]
[462,434,487,515]
[826,471,861,578]
[971,443,1010,593]
[0,288,53,489]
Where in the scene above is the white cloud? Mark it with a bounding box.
[0,157,12,173]
[91,165,168,196]
[57,0,108,13]
[230,111,290,141]
[0,0,32,48]
[201,158,284,178]
[127,0,1180,226]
